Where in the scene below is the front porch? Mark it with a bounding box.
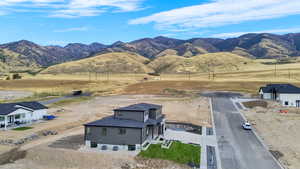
[146,122,165,141]
[0,113,35,130]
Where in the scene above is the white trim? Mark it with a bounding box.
[15,105,34,111]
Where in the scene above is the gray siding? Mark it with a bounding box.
[85,126,143,145]
[114,110,144,122]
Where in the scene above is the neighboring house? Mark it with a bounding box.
[0,101,48,129]
[259,84,300,107]
[84,103,166,151]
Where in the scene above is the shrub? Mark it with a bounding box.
[12,73,22,80]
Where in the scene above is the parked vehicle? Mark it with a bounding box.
[43,115,56,120]
[242,122,252,130]
[72,90,82,96]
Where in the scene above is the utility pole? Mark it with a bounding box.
[288,69,291,80]
[89,71,91,82]
[105,63,110,81]
[274,62,277,78]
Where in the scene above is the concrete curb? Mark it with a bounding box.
[209,98,222,169]
[230,98,285,169]
[200,127,208,169]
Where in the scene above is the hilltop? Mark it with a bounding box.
[149,52,261,73]
[0,32,300,73]
[41,52,264,74]
[41,52,153,74]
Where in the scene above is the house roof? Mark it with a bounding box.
[0,101,48,116]
[114,103,162,112]
[84,116,146,128]
[84,115,165,128]
[260,84,300,94]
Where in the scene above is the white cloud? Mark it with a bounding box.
[50,0,144,18]
[0,0,144,18]
[129,0,300,30]
[68,0,143,12]
[53,26,89,32]
[0,0,63,6]
[211,27,300,38]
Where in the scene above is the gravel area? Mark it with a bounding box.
[0,91,33,100]
[48,134,84,150]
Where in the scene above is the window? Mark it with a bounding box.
[101,128,107,136]
[90,142,97,148]
[128,145,136,151]
[119,128,126,135]
[21,114,26,118]
[115,111,123,117]
[86,127,91,134]
[15,114,21,119]
[285,101,289,106]
[0,117,4,121]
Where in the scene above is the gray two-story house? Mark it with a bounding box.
[84,103,166,151]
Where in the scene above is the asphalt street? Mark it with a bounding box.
[211,97,282,169]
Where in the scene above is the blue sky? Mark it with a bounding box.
[0,0,300,46]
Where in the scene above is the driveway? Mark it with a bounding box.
[212,96,282,169]
[164,129,201,145]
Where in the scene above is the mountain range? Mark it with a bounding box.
[0,32,300,73]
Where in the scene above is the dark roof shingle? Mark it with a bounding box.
[114,103,162,112]
[84,115,165,128]
[0,101,48,115]
[260,84,300,94]
[84,116,146,128]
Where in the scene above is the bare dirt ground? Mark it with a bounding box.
[0,95,210,169]
[242,101,300,169]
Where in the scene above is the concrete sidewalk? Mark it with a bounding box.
[199,98,222,169]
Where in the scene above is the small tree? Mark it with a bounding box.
[12,73,22,80]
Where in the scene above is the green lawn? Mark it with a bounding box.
[139,141,200,165]
[12,127,33,131]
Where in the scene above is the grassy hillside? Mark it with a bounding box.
[0,62,8,73]
[0,49,39,72]
[41,52,153,74]
[149,52,262,73]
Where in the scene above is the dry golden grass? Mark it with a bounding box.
[149,52,259,73]
[0,78,130,97]
[0,49,39,72]
[122,80,279,95]
[2,56,300,98]
[41,52,153,74]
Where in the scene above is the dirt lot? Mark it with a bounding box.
[122,80,281,95]
[242,101,300,169]
[0,95,210,169]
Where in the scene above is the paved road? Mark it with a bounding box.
[39,93,91,105]
[212,97,282,169]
